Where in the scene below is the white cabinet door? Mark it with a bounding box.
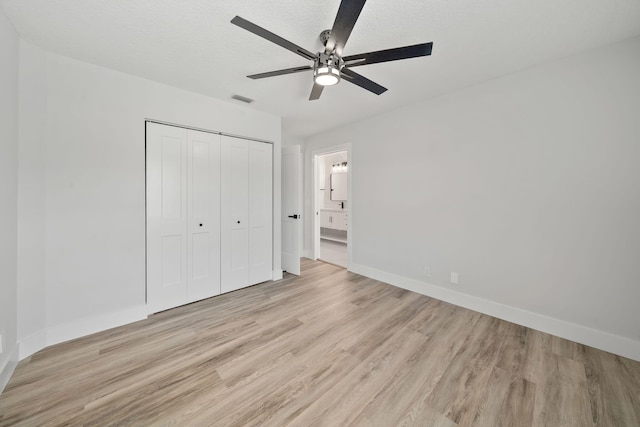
[221,137,249,293]
[320,210,332,228]
[332,211,347,231]
[321,211,348,231]
[187,130,221,302]
[147,123,188,312]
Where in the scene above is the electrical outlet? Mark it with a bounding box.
[450,272,459,285]
[423,267,431,278]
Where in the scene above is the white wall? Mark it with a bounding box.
[0,7,19,390]
[17,46,282,358]
[282,135,304,148]
[303,36,640,360]
[17,40,47,357]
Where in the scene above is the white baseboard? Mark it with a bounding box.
[46,305,148,350]
[0,343,19,394]
[19,329,47,360]
[349,262,640,362]
[2,306,148,391]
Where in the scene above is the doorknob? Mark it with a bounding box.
[288,214,299,219]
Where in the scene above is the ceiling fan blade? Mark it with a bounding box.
[248,66,312,79]
[343,42,433,67]
[341,67,387,95]
[325,0,367,56]
[231,16,316,61]
[309,83,324,100]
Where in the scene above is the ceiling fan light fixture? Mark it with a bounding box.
[314,65,340,86]
[314,52,342,86]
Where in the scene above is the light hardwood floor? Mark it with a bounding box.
[1,259,639,426]
[320,239,348,267]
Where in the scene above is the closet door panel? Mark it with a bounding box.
[146,123,188,312]
[187,130,221,302]
[221,136,249,293]
[249,141,273,285]
[160,235,183,287]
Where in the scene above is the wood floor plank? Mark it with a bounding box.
[470,366,536,427]
[1,259,639,427]
[284,326,430,426]
[532,352,593,427]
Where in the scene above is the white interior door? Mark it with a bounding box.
[248,140,273,284]
[282,145,302,275]
[221,136,249,293]
[147,123,188,312]
[187,130,221,302]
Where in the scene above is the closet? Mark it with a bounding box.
[146,122,272,313]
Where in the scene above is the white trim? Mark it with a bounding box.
[18,329,47,360]
[272,269,284,280]
[28,305,150,360]
[350,262,640,362]
[145,119,274,145]
[0,344,19,393]
[46,305,148,349]
[8,307,148,387]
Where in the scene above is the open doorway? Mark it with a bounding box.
[315,150,349,267]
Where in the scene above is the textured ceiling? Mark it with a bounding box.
[3,0,640,139]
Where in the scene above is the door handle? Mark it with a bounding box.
[288,214,299,219]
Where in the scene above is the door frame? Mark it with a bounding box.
[311,143,352,268]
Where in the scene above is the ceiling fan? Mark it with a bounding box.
[231,0,433,101]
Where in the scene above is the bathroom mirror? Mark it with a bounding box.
[330,173,347,200]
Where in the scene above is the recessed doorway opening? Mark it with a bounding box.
[315,150,349,268]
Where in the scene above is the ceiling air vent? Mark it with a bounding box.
[231,94,254,104]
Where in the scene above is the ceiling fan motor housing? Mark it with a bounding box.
[316,52,344,69]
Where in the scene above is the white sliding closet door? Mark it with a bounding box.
[249,140,273,284]
[187,129,221,302]
[221,136,273,293]
[221,137,249,293]
[147,123,187,312]
[147,122,221,313]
